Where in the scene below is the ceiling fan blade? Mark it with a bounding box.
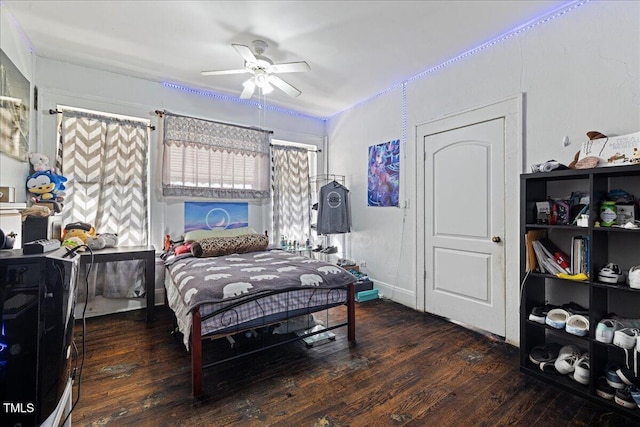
[271,61,310,74]
[200,69,249,76]
[240,78,256,99]
[268,75,302,97]
[232,44,257,63]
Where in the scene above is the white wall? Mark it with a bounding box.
[326,1,640,346]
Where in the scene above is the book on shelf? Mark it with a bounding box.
[572,236,583,274]
[570,235,590,277]
[525,231,572,274]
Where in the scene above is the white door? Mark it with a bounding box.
[423,118,505,336]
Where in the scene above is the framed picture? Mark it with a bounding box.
[184,202,249,233]
[0,49,30,162]
[368,139,400,207]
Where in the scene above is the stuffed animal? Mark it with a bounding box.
[61,236,85,251]
[62,221,96,243]
[28,152,54,173]
[86,233,118,250]
[26,170,67,203]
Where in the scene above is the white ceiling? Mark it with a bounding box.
[3,0,573,118]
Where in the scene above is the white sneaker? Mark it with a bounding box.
[566,315,589,337]
[598,263,624,283]
[554,344,581,374]
[573,353,590,385]
[545,308,570,329]
[596,319,624,344]
[614,328,640,350]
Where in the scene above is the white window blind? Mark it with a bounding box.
[161,111,271,199]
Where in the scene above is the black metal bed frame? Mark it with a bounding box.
[188,283,357,396]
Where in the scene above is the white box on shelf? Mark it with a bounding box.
[578,131,640,167]
[616,205,636,225]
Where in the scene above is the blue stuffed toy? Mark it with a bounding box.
[26,170,68,203]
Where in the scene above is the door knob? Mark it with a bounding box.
[492,236,501,243]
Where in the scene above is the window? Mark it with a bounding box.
[57,106,150,246]
[56,106,150,301]
[161,112,271,199]
[271,140,318,244]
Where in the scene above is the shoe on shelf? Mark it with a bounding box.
[596,318,624,344]
[598,263,625,284]
[545,309,570,329]
[614,386,637,409]
[613,328,640,350]
[554,345,581,374]
[529,343,562,366]
[561,302,589,316]
[596,376,616,400]
[566,314,589,337]
[572,353,590,385]
[616,366,639,386]
[606,364,627,390]
[312,245,323,252]
[540,360,560,374]
[610,314,640,329]
[629,265,640,289]
[630,386,640,409]
[528,304,556,324]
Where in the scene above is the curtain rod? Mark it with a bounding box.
[49,109,156,130]
[270,143,321,153]
[156,110,273,134]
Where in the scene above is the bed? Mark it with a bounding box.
[162,230,357,396]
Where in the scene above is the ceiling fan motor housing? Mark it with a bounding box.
[251,40,269,55]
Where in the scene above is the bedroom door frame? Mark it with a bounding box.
[415,95,524,344]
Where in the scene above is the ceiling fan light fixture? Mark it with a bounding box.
[254,71,269,88]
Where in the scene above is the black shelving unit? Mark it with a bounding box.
[520,164,640,419]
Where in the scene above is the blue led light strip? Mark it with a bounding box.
[337,0,589,118]
[1,1,36,52]
[162,82,323,122]
[406,0,589,84]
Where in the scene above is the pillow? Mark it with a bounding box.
[184,227,257,243]
[190,233,269,258]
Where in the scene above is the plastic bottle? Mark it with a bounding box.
[600,201,617,227]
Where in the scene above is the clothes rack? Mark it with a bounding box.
[309,174,349,260]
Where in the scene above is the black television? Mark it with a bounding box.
[0,248,80,426]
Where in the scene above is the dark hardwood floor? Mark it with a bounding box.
[70,299,638,426]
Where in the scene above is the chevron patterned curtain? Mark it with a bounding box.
[271,145,310,245]
[59,111,149,246]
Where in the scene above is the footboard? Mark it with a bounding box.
[190,283,356,397]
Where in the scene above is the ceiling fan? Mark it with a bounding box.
[201,40,310,99]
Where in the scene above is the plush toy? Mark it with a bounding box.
[28,152,54,173]
[62,221,96,243]
[86,233,118,250]
[61,236,85,251]
[26,170,67,203]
